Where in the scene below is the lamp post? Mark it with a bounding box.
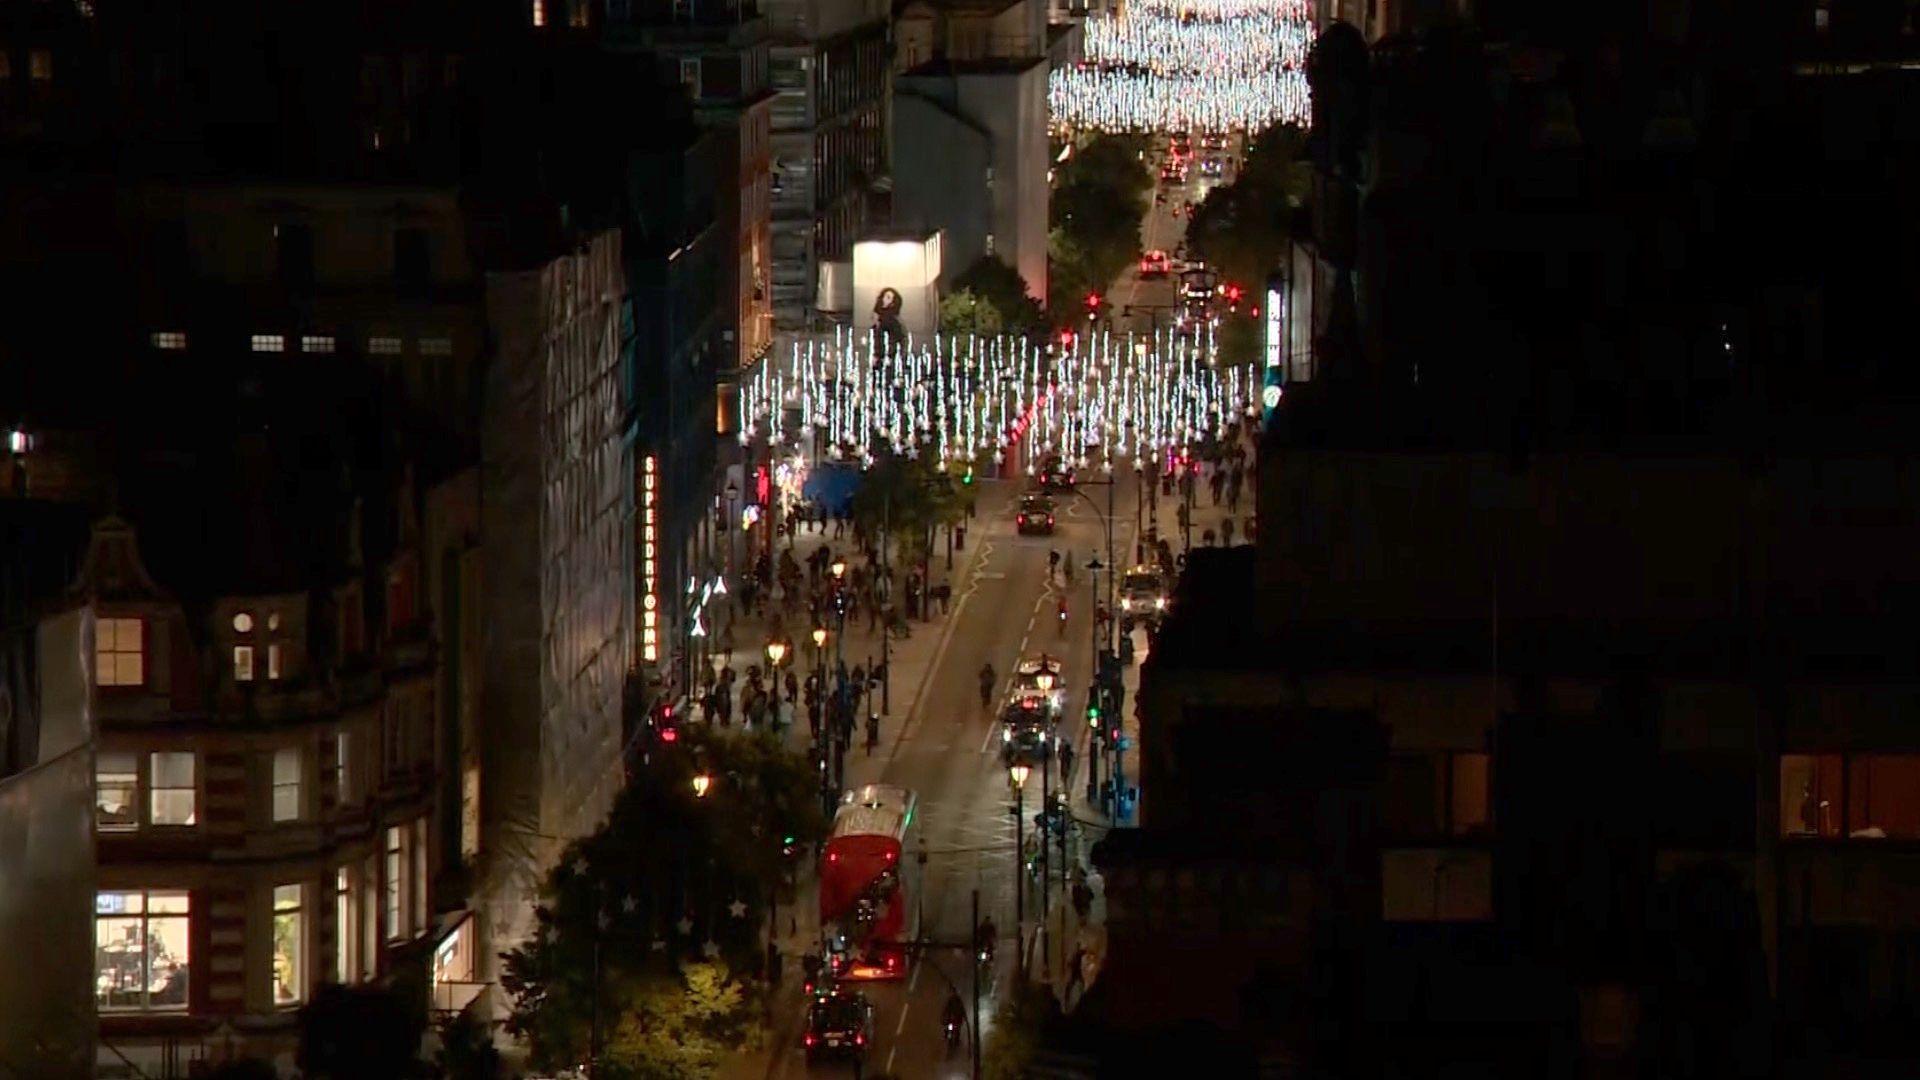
[828,557,849,790]
[1085,558,1105,808]
[765,636,789,704]
[1008,762,1030,980]
[724,481,740,577]
[1034,671,1055,980]
[692,772,713,798]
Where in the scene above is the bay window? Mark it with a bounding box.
[148,751,197,826]
[272,746,304,823]
[95,890,190,1011]
[96,752,139,831]
[95,750,197,831]
[272,884,306,1006]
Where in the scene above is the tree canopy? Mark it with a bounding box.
[1049,135,1154,317]
[1185,124,1309,292]
[951,255,1044,337]
[500,728,826,1078]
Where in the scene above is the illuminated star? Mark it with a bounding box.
[676,915,694,936]
[729,899,749,919]
[702,939,722,959]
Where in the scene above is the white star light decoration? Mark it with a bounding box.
[728,899,749,919]
[676,915,695,936]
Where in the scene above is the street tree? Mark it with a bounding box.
[951,255,1045,337]
[939,289,1005,338]
[1186,124,1309,291]
[500,728,826,1078]
[1049,134,1154,318]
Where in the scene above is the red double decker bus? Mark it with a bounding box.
[820,784,917,980]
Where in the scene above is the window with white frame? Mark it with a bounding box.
[271,747,304,822]
[96,752,140,831]
[95,890,190,1011]
[360,853,379,978]
[267,643,283,681]
[334,728,354,805]
[148,751,197,826]
[96,751,198,831]
[336,867,355,983]
[95,617,146,687]
[150,331,188,350]
[385,826,405,940]
[301,335,336,354]
[234,644,255,682]
[368,336,403,356]
[250,334,286,353]
[272,883,305,1005]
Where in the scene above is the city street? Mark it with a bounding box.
[714,439,1251,1078]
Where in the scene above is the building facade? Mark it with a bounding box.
[762,0,891,327]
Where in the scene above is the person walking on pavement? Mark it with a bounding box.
[1063,551,1075,586]
[1059,739,1075,787]
[1222,516,1236,546]
[865,712,881,755]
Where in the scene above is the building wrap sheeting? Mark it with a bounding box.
[0,611,97,1076]
[479,230,633,1009]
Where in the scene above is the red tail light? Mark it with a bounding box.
[805,1033,816,1047]
[1047,516,1055,526]
[660,727,677,742]
[855,1033,865,1046]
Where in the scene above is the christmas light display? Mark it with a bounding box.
[1049,0,1314,135]
[737,327,1260,477]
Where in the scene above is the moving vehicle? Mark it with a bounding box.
[1000,700,1055,766]
[820,785,917,980]
[1037,456,1076,492]
[1201,132,1229,153]
[1119,565,1168,628]
[1016,493,1056,535]
[1178,267,1219,329]
[1009,653,1065,716]
[804,990,875,1065]
[1200,157,1224,179]
[1139,249,1171,278]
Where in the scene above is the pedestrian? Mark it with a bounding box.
[866,713,880,755]
[1064,551,1075,585]
[778,696,795,732]
[785,671,799,702]
[1210,468,1225,506]
[1222,517,1236,545]
[1059,740,1075,786]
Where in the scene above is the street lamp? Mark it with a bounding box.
[830,555,847,582]
[1008,762,1030,978]
[766,636,789,704]
[692,772,713,798]
[811,626,828,650]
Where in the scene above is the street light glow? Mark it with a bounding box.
[1009,763,1031,789]
[692,773,712,798]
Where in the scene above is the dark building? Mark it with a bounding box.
[605,0,778,372]
[761,0,891,327]
[1115,9,1920,1079]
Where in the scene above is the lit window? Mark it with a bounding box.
[150,331,188,350]
[96,752,139,831]
[335,868,356,983]
[532,0,547,25]
[272,747,303,822]
[234,644,255,682]
[368,336,403,356]
[149,752,197,826]
[569,0,589,26]
[29,49,51,82]
[95,890,190,1011]
[271,883,305,1005]
[96,617,145,687]
[334,729,354,805]
[301,335,335,354]
[233,612,253,634]
[418,336,453,357]
[267,612,281,631]
[267,643,283,681]
[251,334,286,353]
[385,826,405,940]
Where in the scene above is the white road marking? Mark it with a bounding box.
[895,1000,911,1035]
[886,1046,899,1073]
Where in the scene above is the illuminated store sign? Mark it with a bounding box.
[643,455,658,663]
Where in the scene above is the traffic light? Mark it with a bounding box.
[1085,292,1102,323]
[962,462,974,485]
[1087,681,1101,727]
[653,701,678,743]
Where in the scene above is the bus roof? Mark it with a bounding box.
[830,784,916,842]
